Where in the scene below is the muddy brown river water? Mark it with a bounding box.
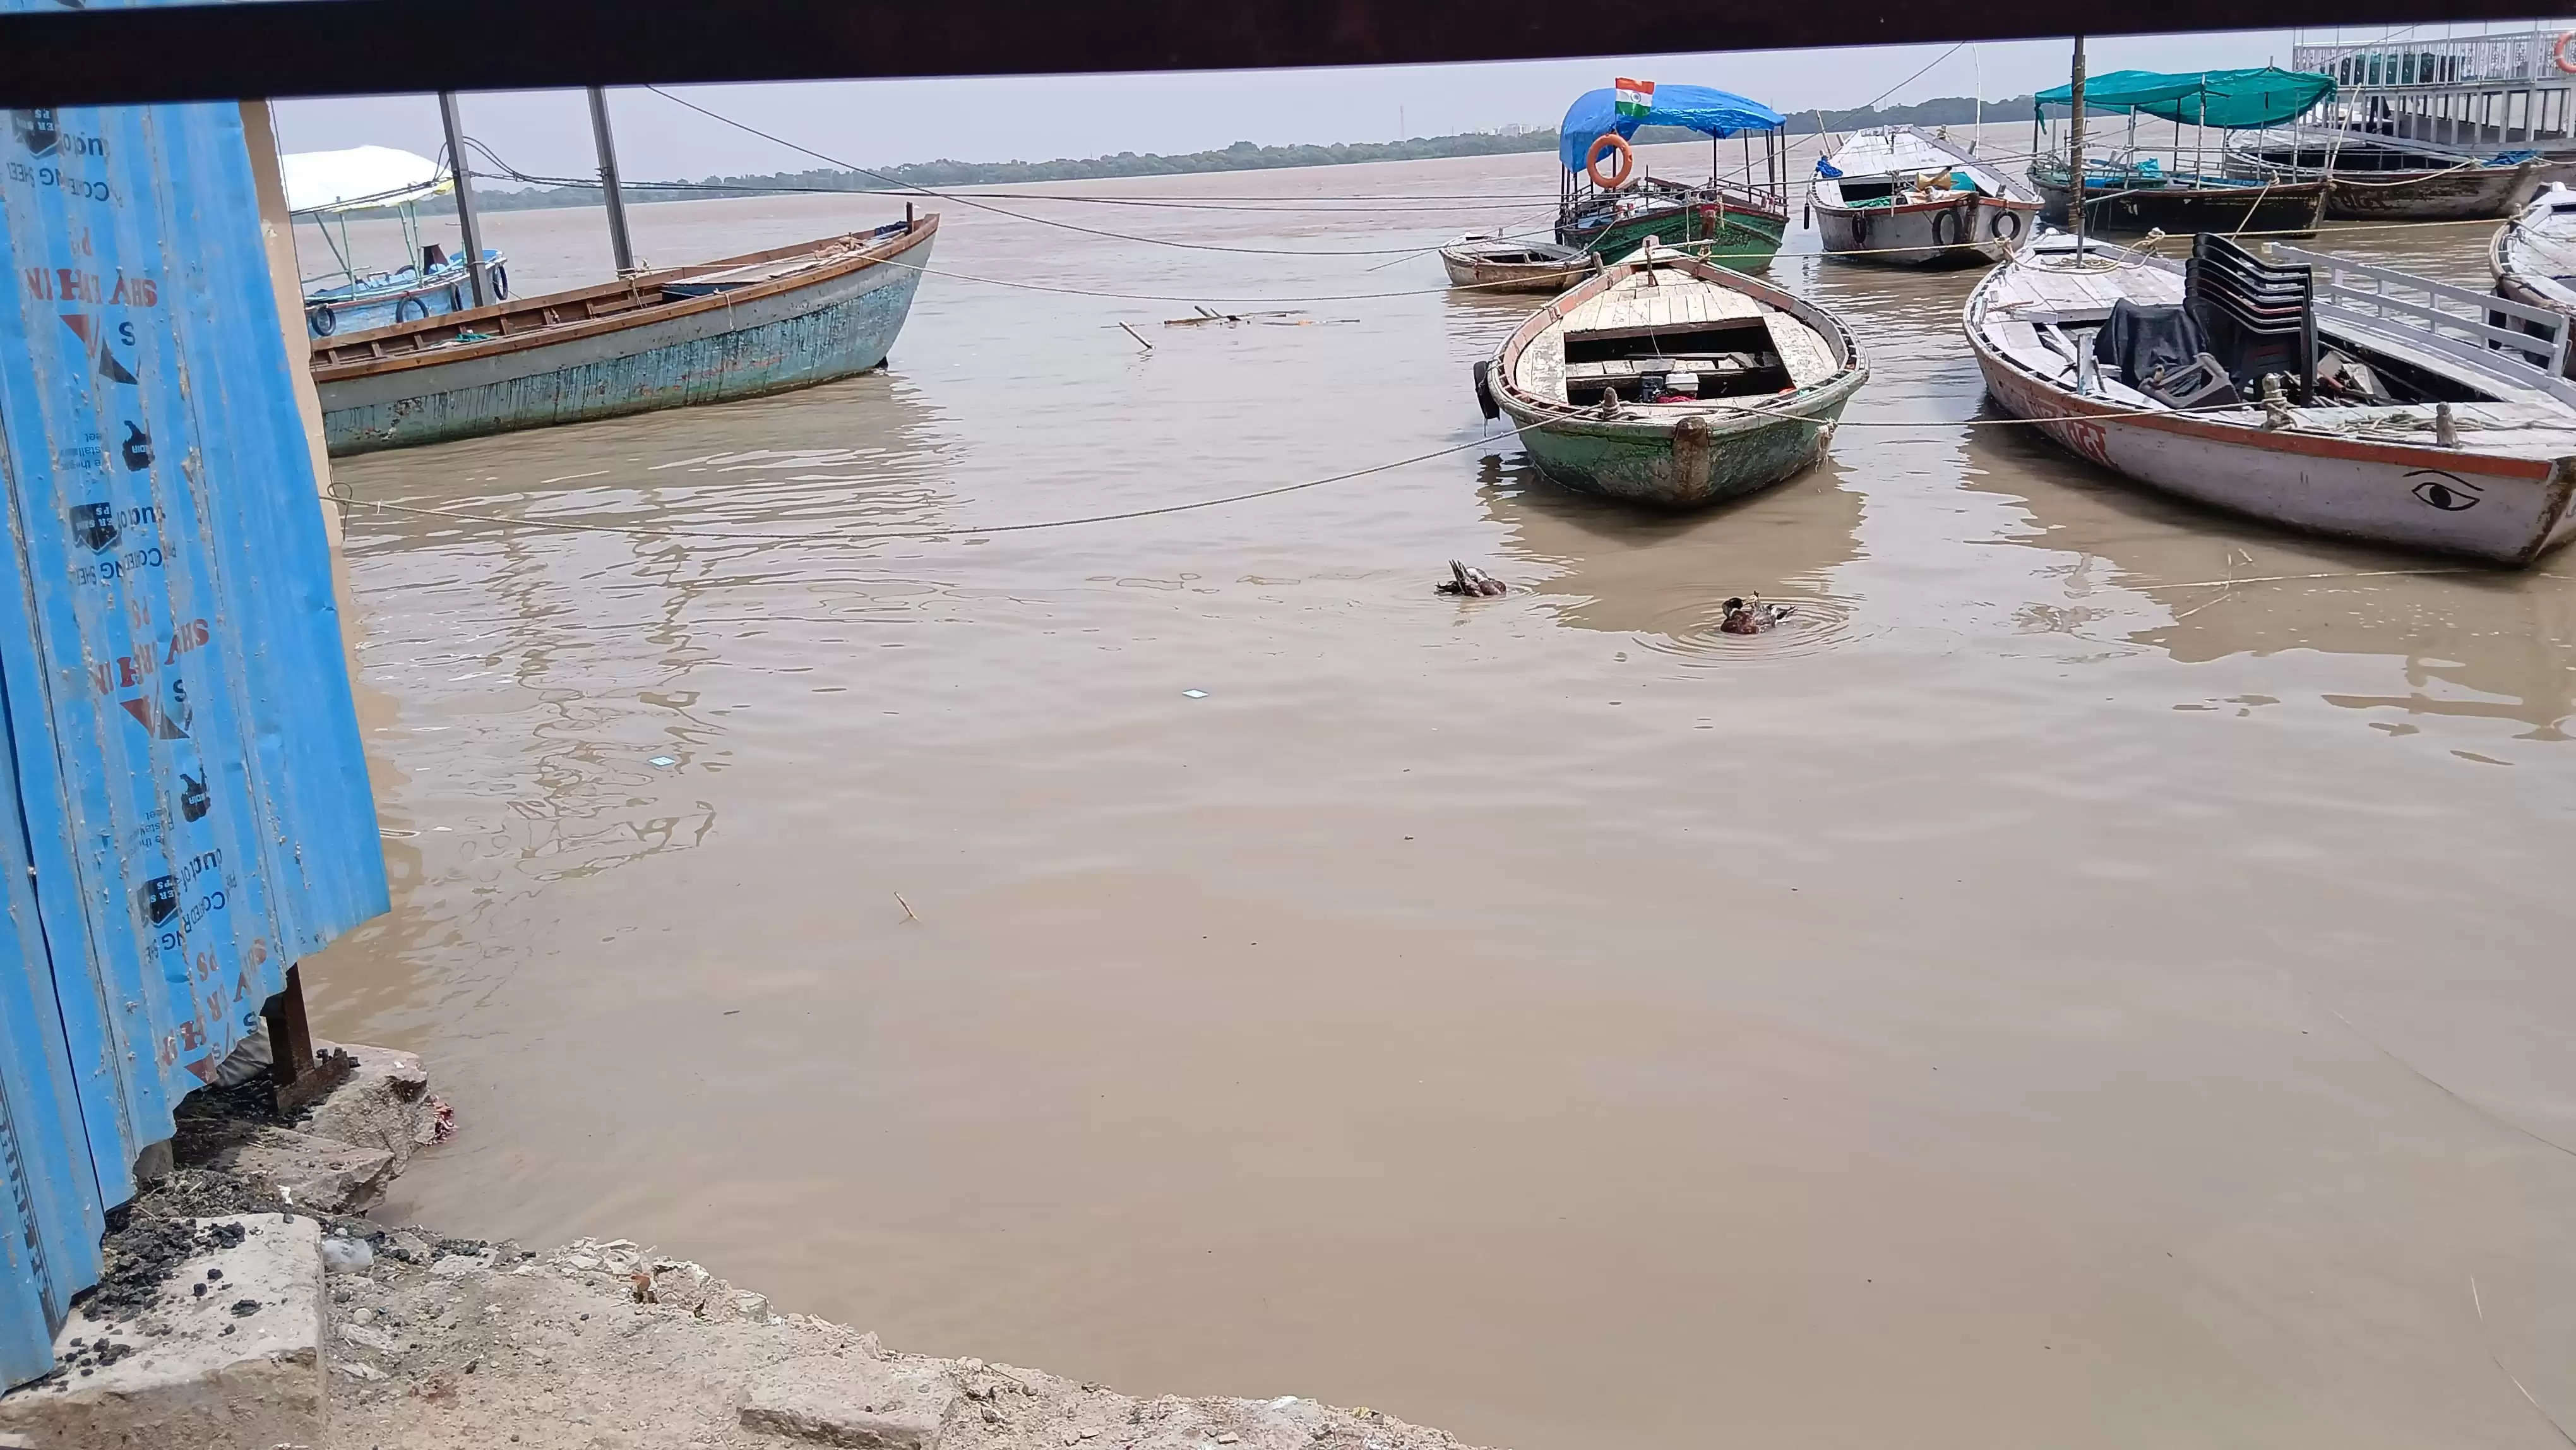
[303,132,2576,1449]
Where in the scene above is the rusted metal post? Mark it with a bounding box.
[588,85,636,275]
[263,962,316,1101]
[438,91,490,308]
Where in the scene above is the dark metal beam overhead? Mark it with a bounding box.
[1,0,2565,109]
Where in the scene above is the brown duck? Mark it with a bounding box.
[1719,594,1793,634]
[1436,560,1507,597]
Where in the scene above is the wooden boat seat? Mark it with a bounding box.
[1989,320,2073,380]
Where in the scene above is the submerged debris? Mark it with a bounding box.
[1162,306,1310,327]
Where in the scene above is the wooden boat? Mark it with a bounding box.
[1810,126,2041,267]
[1438,234,1597,293]
[284,145,509,337]
[1471,239,1867,509]
[1967,229,2576,565]
[310,217,937,456]
[2224,131,2542,220]
[1552,81,1792,270]
[2027,66,2334,237]
[2027,157,2329,237]
[2490,183,2576,376]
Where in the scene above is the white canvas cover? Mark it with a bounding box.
[282,146,450,214]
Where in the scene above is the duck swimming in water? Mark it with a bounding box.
[1436,560,1508,597]
[1719,594,1792,634]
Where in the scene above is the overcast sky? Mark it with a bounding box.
[271,23,2548,184]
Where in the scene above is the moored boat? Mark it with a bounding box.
[1438,234,1597,293]
[1967,229,2576,565]
[2027,67,2336,237]
[1811,126,2041,267]
[2490,183,2576,374]
[310,216,938,456]
[1552,80,1792,270]
[285,145,509,337]
[2028,158,2329,237]
[2226,130,2543,220]
[1470,239,1867,509]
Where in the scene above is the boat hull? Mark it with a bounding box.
[2322,162,2539,220]
[1501,398,1854,508]
[1969,317,2576,565]
[1439,249,1594,293]
[1559,207,1787,272]
[1814,193,2037,267]
[2032,178,2327,237]
[316,225,933,456]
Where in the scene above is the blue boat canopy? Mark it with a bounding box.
[2033,67,2336,130]
[1558,85,1786,172]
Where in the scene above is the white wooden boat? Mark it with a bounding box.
[1968,229,2576,566]
[2491,183,2576,376]
[1471,239,1866,509]
[1810,126,2041,267]
[1438,234,1598,293]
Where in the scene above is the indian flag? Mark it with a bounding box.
[1614,78,1655,117]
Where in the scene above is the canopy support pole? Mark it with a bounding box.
[589,85,637,277]
[437,91,489,309]
[2070,34,2087,261]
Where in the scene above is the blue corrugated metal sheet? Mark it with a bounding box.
[0,80,390,1382]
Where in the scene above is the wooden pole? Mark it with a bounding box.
[437,92,489,309]
[2070,34,2087,259]
[589,87,637,276]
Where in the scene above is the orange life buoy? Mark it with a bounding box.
[2555,31,2576,73]
[1585,133,1635,189]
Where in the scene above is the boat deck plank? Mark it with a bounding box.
[1767,316,1838,386]
[1563,277,1762,340]
[1983,256,2183,323]
[1524,332,1568,403]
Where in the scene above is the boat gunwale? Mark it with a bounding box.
[309,216,939,385]
[1492,245,1866,430]
[2493,189,2576,314]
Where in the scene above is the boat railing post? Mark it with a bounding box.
[436,91,489,310]
[589,86,638,277]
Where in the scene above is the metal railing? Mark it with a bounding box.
[2269,243,2576,405]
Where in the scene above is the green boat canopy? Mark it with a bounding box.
[2033,67,2336,129]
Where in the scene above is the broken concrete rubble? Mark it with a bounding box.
[172,1120,395,1214]
[294,1041,444,1174]
[0,1214,323,1450]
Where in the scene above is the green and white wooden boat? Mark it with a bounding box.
[1472,240,1868,509]
[1553,81,1793,270]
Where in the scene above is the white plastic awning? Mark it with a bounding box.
[282,146,450,214]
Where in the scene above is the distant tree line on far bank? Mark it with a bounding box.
[382,95,2037,216]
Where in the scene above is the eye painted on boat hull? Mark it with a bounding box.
[2407,470,2483,511]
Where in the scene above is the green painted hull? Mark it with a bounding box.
[1566,208,1787,271]
[1501,393,1859,510]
